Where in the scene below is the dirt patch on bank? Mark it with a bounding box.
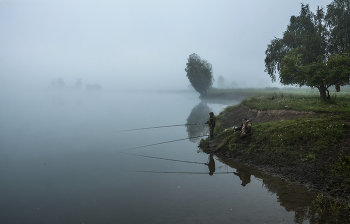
[219,104,316,129]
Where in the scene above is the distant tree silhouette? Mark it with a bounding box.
[51,79,56,88]
[75,78,82,89]
[185,53,214,96]
[217,75,226,88]
[86,84,102,91]
[56,78,65,88]
[229,81,238,89]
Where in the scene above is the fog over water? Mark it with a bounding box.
[1,0,344,223]
[2,89,342,223]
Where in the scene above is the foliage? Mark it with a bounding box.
[265,4,327,82]
[265,1,350,100]
[185,53,214,96]
[326,0,350,54]
[312,194,343,217]
[280,50,350,99]
[332,155,350,176]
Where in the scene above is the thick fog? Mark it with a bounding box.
[0,1,340,223]
[0,0,332,91]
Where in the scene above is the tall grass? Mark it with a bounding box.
[242,92,350,113]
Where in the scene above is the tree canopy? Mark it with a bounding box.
[265,1,350,100]
[185,53,214,95]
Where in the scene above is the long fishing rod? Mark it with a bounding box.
[115,123,205,132]
[123,170,234,175]
[118,151,206,165]
[122,135,208,151]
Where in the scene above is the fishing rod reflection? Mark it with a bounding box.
[121,134,208,151]
[119,151,206,165]
[122,151,251,183]
[122,152,225,176]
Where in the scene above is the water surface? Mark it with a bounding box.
[0,89,347,223]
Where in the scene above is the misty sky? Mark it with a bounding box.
[0,0,332,90]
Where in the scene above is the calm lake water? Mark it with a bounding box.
[0,89,348,223]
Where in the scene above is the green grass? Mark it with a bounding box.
[214,114,349,165]
[331,155,350,178]
[312,194,344,218]
[207,86,350,113]
[205,90,350,166]
[242,92,350,113]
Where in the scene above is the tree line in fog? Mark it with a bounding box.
[51,78,102,91]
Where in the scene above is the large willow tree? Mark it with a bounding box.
[185,53,214,96]
[265,1,350,100]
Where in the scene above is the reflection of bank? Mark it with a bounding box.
[213,154,335,223]
[186,101,211,142]
[233,169,251,186]
[205,154,215,176]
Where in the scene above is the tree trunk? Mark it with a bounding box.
[318,85,330,100]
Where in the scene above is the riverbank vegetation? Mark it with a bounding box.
[199,88,350,208]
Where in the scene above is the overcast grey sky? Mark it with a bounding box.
[0,0,332,90]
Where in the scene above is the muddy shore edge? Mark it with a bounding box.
[199,94,350,205]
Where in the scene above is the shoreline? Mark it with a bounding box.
[199,92,350,206]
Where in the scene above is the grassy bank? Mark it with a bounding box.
[212,89,350,156]
[200,88,350,205]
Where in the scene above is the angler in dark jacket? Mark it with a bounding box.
[205,112,216,140]
[205,154,215,176]
[234,118,252,138]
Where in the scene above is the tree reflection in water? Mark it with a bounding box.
[186,101,211,142]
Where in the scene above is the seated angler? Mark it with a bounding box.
[234,118,252,138]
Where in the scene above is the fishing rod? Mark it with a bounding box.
[123,170,234,175]
[122,134,209,151]
[115,123,205,132]
[118,151,206,165]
